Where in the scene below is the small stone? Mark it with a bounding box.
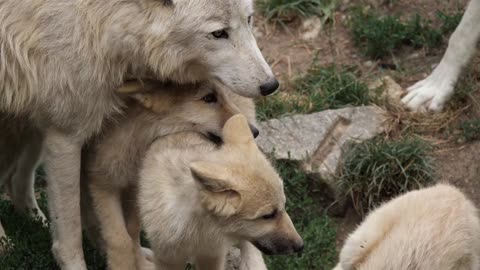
[363,60,374,67]
[368,76,404,103]
[300,16,323,40]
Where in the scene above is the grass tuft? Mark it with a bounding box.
[338,137,434,215]
[351,9,462,59]
[256,65,372,120]
[257,0,336,22]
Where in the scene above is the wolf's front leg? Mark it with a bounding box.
[238,241,267,270]
[89,182,137,270]
[44,129,86,270]
[123,188,154,269]
[196,253,226,270]
[402,0,480,112]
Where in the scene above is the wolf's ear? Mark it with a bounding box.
[116,80,144,94]
[222,114,254,145]
[190,161,232,192]
[190,161,240,216]
[116,81,156,109]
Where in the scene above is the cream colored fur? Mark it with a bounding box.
[82,80,258,270]
[138,115,303,270]
[402,0,480,112]
[0,0,275,268]
[335,184,480,270]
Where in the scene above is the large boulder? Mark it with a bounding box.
[256,106,386,190]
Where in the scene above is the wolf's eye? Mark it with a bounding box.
[261,209,277,220]
[202,93,217,103]
[248,16,252,25]
[211,29,229,39]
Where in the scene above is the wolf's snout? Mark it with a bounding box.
[252,234,304,255]
[249,124,260,138]
[260,78,279,96]
[293,239,304,253]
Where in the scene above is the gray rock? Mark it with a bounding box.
[256,106,386,188]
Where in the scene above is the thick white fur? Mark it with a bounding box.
[0,0,274,268]
[0,114,46,247]
[335,184,480,270]
[138,115,303,270]
[82,80,258,270]
[402,0,480,112]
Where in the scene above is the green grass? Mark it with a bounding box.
[265,160,337,269]
[438,11,463,34]
[257,0,336,22]
[351,10,462,59]
[0,192,106,270]
[459,119,480,142]
[256,65,372,120]
[338,136,434,215]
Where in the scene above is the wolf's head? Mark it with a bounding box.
[116,80,259,139]
[112,0,278,97]
[190,114,304,255]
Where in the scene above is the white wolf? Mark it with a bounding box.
[0,0,276,268]
[82,80,258,270]
[402,0,480,112]
[335,184,480,270]
[139,115,304,269]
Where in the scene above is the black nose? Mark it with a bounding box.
[249,124,260,138]
[293,242,304,253]
[260,78,279,96]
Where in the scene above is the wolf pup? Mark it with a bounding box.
[0,0,276,267]
[138,114,304,270]
[83,81,258,270]
[402,0,480,112]
[335,184,480,270]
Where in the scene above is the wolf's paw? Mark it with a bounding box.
[402,65,458,113]
[30,208,48,226]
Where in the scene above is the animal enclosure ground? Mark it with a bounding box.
[2,0,480,269]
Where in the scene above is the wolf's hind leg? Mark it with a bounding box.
[0,220,6,250]
[9,131,46,223]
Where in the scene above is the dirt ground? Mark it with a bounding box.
[255,0,479,250]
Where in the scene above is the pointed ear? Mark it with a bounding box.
[116,80,144,94]
[116,80,156,109]
[190,161,232,192]
[190,161,240,216]
[222,114,254,145]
